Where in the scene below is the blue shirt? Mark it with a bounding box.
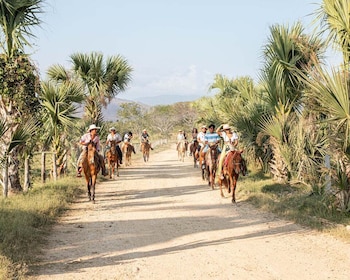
[204,132,220,143]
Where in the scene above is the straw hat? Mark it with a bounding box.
[88,124,100,132]
[222,124,231,130]
[109,127,116,132]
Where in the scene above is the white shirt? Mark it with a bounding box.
[221,131,238,142]
[197,131,206,143]
[107,133,122,143]
[177,133,185,141]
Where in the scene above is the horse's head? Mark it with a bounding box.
[231,150,245,174]
[110,140,117,153]
[87,140,97,151]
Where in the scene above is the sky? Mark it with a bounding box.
[30,0,336,104]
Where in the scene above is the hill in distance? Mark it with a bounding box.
[103,94,203,121]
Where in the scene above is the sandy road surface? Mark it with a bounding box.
[29,145,350,280]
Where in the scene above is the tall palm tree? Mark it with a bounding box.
[39,70,84,180]
[260,22,325,182]
[0,0,43,193]
[70,52,133,125]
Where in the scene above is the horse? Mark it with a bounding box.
[218,150,247,203]
[177,140,186,162]
[141,141,151,162]
[204,143,219,190]
[106,140,119,178]
[196,146,206,180]
[82,141,100,203]
[189,140,199,167]
[123,142,135,166]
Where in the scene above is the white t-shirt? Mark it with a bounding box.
[107,133,122,143]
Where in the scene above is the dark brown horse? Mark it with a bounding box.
[218,150,247,203]
[205,143,219,190]
[189,140,199,168]
[141,141,151,162]
[82,141,100,203]
[106,140,119,178]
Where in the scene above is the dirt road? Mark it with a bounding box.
[30,145,350,280]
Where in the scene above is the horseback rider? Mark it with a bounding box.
[123,131,136,154]
[140,129,154,150]
[201,124,221,168]
[216,124,238,180]
[176,129,186,151]
[189,127,198,156]
[76,124,108,177]
[195,125,207,159]
[105,127,123,164]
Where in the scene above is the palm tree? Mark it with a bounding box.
[260,22,325,183]
[70,52,133,125]
[0,0,43,193]
[39,69,84,180]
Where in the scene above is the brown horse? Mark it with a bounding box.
[106,140,119,178]
[141,141,151,162]
[124,142,135,166]
[204,143,219,190]
[177,140,186,162]
[218,150,247,203]
[82,141,101,203]
[189,140,199,168]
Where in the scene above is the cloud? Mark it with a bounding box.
[123,64,214,99]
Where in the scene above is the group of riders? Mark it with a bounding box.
[76,124,153,177]
[76,123,245,181]
[176,123,245,182]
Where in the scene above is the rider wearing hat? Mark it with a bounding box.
[216,124,239,180]
[77,124,108,177]
[105,127,123,164]
[140,129,154,150]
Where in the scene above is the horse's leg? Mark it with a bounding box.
[87,177,92,201]
[108,159,112,179]
[116,161,119,177]
[231,174,239,204]
[91,175,97,203]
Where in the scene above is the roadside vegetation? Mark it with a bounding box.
[1,0,350,279]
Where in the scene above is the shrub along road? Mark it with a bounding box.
[29,146,350,280]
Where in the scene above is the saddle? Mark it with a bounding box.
[223,151,235,167]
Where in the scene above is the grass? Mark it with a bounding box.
[0,177,83,280]
[237,167,350,241]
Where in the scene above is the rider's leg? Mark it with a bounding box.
[117,146,123,164]
[76,150,86,177]
[217,150,228,181]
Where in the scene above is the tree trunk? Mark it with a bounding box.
[41,152,46,183]
[8,150,22,193]
[23,156,30,192]
[52,153,57,181]
[2,160,9,197]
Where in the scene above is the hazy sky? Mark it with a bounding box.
[31,0,333,102]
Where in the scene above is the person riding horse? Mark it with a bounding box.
[201,124,221,169]
[194,125,207,161]
[77,124,108,177]
[216,124,238,181]
[122,131,136,156]
[105,127,123,164]
[140,129,154,151]
[189,127,198,156]
[176,130,186,151]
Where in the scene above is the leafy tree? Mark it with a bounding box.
[70,52,133,126]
